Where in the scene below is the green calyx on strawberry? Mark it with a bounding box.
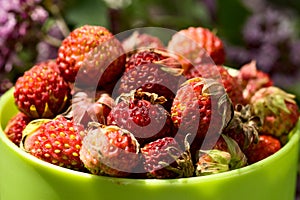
[141,136,194,179]
[250,86,300,144]
[196,149,231,176]
[14,60,71,119]
[20,116,86,171]
[197,134,247,176]
[79,123,140,177]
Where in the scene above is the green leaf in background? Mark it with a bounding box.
[216,0,250,45]
[64,0,109,29]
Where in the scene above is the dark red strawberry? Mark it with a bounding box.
[79,124,140,177]
[245,134,281,164]
[141,137,194,179]
[107,90,175,146]
[115,49,185,111]
[124,49,169,72]
[4,112,31,146]
[21,116,86,171]
[14,60,71,119]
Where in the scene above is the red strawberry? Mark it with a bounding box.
[79,124,140,177]
[107,90,175,146]
[14,60,71,119]
[117,62,183,111]
[56,25,126,90]
[141,137,194,179]
[250,86,300,144]
[237,61,273,103]
[124,49,170,72]
[120,49,185,106]
[245,135,281,164]
[4,112,31,146]
[170,77,233,158]
[21,116,86,171]
[167,26,225,68]
[122,31,165,53]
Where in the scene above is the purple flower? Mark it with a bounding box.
[243,7,294,46]
[31,6,48,23]
[0,13,17,40]
[251,44,280,73]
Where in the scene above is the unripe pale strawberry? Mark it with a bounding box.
[79,124,140,177]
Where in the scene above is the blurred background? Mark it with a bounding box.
[1,0,300,198]
[1,0,300,102]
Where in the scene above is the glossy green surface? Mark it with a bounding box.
[0,88,299,200]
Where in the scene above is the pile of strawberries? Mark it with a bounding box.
[4,25,300,179]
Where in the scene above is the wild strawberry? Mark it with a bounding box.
[107,90,175,146]
[118,49,184,110]
[170,77,233,158]
[124,49,170,72]
[141,137,194,179]
[56,25,126,90]
[195,149,231,176]
[67,90,115,126]
[222,104,261,150]
[79,124,140,177]
[116,61,183,111]
[250,86,300,144]
[244,135,281,164]
[4,112,31,146]
[237,61,273,103]
[20,116,86,171]
[196,134,247,176]
[167,26,225,68]
[14,60,70,119]
[122,31,165,53]
[184,64,246,106]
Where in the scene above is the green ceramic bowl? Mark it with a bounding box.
[0,88,299,200]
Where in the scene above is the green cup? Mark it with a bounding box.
[1,88,299,200]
